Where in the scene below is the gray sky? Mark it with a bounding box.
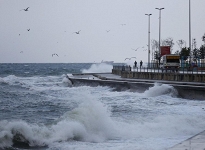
[0,0,205,63]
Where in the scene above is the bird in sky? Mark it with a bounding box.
[106,30,110,32]
[132,47,140,51]
[124,57,136,61]
[20,7,29,11]
[27,29,30,31]
[52,53,59,57]
[121,24,126,26]
[73,30,81,34]
[20,51,23,53]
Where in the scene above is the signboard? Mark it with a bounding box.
[166,56,180,59]
[160,46,170,56]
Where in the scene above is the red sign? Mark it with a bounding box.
[160,46,170,56]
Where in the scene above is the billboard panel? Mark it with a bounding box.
[160,46,170,56]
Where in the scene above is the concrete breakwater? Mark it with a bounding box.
[67,73,205,100]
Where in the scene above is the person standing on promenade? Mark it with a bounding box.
[134,61,137,67]
[140,60,143,68]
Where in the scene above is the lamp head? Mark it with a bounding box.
[155,8,164,10]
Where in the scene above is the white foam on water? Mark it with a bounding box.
[0,97,120,148]
[0,77,6,83]
[1,74,205,150]
[143,82,178,97]
[81,63,112,73]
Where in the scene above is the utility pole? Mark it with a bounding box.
[155,8,164,66]
[189,0,192,63]
[145,14,152,68]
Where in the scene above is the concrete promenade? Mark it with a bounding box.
[167,130,205,150]
[67,72,205,150]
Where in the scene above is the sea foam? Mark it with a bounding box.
[0,98,119,148]
[143,83,178,97]
[81,63,112,73]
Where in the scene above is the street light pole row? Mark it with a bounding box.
[146,1,192,67]
[145,8,164,68]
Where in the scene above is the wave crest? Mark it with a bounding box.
[81,63,112,73]
[143,83,178,97]
[0,99,118,149]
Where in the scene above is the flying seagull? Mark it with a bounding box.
[20,51,23,53]
[20,7,29,11]
[73,30,81,34]
[124,57,136,61]
[132,47,140,51]
[27,29,30,31]
[52,53,59,57]
[106,30,110,32]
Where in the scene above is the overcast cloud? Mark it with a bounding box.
[0,0,205,63]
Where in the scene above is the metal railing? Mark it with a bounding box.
[113,63,205,75]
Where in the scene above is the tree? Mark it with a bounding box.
[154,51,160,60]
[176,39,186,50]
[202,33,205,44]
[192,48,199,63]
[175,50,180,55]
[192,38,199,63]
[151,39,159,60]
[179,47,190,60]
[198,45,205,59]
[151,39,159,53]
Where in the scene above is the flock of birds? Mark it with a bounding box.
[18,7,61,57]
[125,46,147,61]
[18,7,146,61]
[18,7,84,57]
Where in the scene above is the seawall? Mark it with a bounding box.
[68,73,205,100]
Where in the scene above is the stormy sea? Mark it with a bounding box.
[0,63,205,150]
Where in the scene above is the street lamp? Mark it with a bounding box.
[189,0,191,63]
[145,14,152,68]
[155,8,164,57]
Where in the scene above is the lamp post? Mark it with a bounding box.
[189,0,191,63]
[145,14,152,68]
[155,8,164,58]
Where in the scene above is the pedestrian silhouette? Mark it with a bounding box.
[140,60,143,68]
[134,61,137,67]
